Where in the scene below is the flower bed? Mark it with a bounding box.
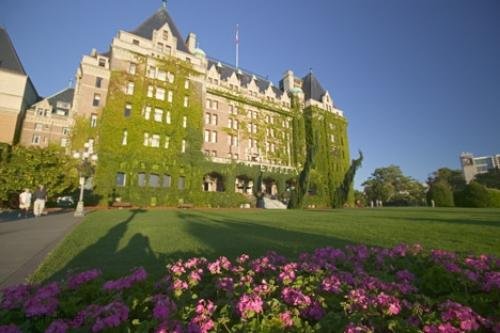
[1,244,499,332]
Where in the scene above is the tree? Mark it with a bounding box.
[0,145,78,203]
[333,151,363,208]
[427,181,454,207]
[362,165,425,206]
[427,168,465,192]
[475,168,500,190]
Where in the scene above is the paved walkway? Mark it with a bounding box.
[0,210,80,288]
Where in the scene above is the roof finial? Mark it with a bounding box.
[162,0,167,9]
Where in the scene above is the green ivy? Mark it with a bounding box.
[91,55,351,208]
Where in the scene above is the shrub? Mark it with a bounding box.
[487,188,500,208]
[455,182,490,208]
[427,181,454,207]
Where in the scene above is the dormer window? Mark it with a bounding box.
[98,58,106,67]
[132,39,140,46]
[162,31,169,40]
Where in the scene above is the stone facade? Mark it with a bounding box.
[0,28,39,145]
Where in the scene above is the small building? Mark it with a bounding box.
[19,88,75,149]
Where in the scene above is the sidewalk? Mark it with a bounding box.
[0,210,80,288]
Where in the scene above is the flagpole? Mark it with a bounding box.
[236,24,239,69]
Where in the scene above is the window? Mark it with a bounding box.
[157,70,167,81]
[157,42,164,52]
[162,30,169,40]
[96,77,103,88]
[167,72,175,83]
[143,133,149,146]
[126,82,134,95]
[184,96,189,107]
[144,106,151,120]
[167,91,173,103]
[60,138,68,147]
[148,66,156,79]
[122,130,128,145]
[98,58,106,67]
[147,86,154,98]
[229,105,236,115]
[154,108,163,122]
[91,114,98,128]
[163,174,171,187]
[151,134,160,147]
[138,173,146,187]
[178,176,186,190]
[204,130,210,142]
[164,136,170,148]
[182,116,187,128]
[156,87,165,101]
[149,174,160,188]
[230,134,238,147]
[62,127,70,135]
[184,80,190,89]
[92,93,101,107]
[132,39,140,46]
[124,103,132,117]
[181,140,186,153]
[129,63,137,75]
[116,173,126,187]
[330,134,335,143]
[211,114,218,125]
[211,131,217,143]
[32,135,41,144]
[34,123,43,131]
[205,113,210,125]
[166,111,171,124]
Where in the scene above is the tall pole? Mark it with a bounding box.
[235,24,239,68]
[74,174,85,217]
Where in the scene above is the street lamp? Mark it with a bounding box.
[73,142,98,217]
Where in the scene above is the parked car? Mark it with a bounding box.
[56,196,75,207]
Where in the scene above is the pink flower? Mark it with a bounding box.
[237,293,263,319]
[281,287,311,307]
[217,277,234,292]
[344,322,373,333]
[103,267,147,292]
[189,269,203,284]
[321,275,342,294]
[279,311,293,328]
[45,320,69,333]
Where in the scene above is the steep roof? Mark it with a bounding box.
[129,7,190,53]
[0,27,27,75]
[302,72,326,102]
[207,59,282,97]
[47,88,74,110]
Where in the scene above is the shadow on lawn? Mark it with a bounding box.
[45,209,170,282]
[176,211,353,260]
[45,209,354,283]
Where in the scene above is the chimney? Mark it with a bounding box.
[186,33,197,53]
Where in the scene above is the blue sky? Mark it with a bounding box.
[2,0,499,188]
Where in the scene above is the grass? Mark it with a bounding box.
[31,207,500,283]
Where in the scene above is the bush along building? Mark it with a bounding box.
[72,6,352,208]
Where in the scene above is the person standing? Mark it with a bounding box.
[33,185,47,218]
[18,188,32,218]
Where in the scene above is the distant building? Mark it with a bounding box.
[0,28,39,145]
[460,153,500,183]
[19,88,75,149]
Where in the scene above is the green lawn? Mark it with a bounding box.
[32,207,500,283]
